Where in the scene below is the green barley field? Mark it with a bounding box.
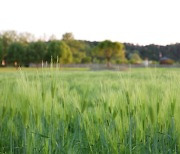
[0,67,180,153]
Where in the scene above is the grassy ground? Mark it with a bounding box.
[0,67,90,72]
[0,67,180,153]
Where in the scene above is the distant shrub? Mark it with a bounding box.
[81,57,91,64]
[129,53,142,64]
[160,58,174,65]
[92,58,100,64]
[116,58,129,64]
[151,61,158,64]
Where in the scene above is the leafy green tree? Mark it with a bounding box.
[97,40,125,67]
[130,53,142,64]
[62,33,74,41]
[25,41,47,65]
[0,31,18,60]
[18,32,35,44]
[7,42,25,65]
[47,40,72,64]
[64,40,86,63]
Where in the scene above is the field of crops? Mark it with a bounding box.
[0,68,180,153]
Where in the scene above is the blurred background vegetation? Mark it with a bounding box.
[0,31,179,67]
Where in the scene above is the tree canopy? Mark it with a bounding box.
[47,40,72,64]
[62,33,74,41]
[0,30,179,67]
[96,40,125,67]
[7,42,25,65]
[130,53,142,64]
[25,41,47,64]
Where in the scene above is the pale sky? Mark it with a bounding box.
[0,0,180,45]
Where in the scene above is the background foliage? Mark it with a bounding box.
[0,31,179,66]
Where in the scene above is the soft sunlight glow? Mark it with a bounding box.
[0,0,180,45]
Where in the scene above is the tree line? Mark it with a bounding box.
[0,31,179,67]
[124,43,180,62]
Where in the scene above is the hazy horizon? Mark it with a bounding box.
[1,0,180,45]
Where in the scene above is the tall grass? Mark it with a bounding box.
[0,68,179,153]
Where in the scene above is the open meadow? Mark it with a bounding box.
[0,67,180,153]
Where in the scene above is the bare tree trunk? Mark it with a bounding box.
[107,58,111,68]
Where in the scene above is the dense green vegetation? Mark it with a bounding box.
[0,68,180,153]
[0,31,179,67]
[124,43,180,62]
[94,40,125,67]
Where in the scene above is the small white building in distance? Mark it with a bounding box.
[143,58,149,67]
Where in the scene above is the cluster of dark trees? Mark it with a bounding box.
[0,31,179,67]
[125,43,180,62]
